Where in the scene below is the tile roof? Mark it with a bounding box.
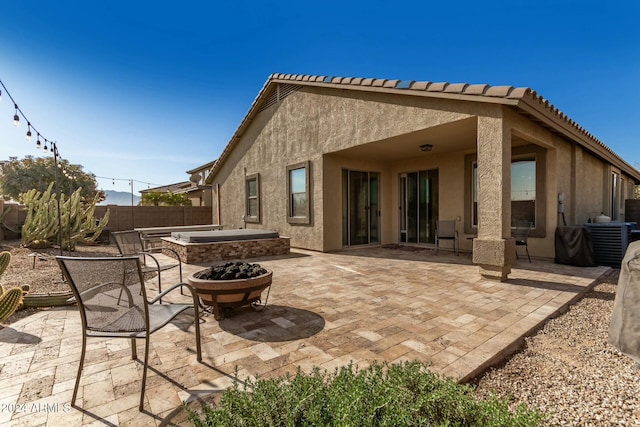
[140,181,192,194]
[268,73,607,151]
[209,73,640,183]
[186,159,217,175]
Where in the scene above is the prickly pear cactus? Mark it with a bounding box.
[0,286,25,322]
[0,251,10,276]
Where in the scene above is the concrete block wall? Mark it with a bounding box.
[0,204,214,239]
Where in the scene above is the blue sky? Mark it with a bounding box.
[1,1,638,196]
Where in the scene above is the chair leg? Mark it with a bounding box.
[515,248,520,260]
[139,336,150,411]
[72,334,87,407]
[194,307,202,363]
[526,245,531,262]
[130,338,137,360]
[435,238,439,255]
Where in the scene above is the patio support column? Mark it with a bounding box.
[472,115,516,281]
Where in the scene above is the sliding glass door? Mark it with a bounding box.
[399,169,439,244]
[342,170,380,246]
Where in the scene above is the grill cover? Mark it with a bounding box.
[609,241,640,363]
[554,226,596,267]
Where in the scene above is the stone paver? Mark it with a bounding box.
[0,247,608,425]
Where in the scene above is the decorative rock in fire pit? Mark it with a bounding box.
[187,262,272,320]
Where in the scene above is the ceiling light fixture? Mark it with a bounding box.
[420,144,433,152]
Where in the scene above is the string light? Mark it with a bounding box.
[2,78,164,194]
[13,104,19,127]
[1,78,59,157]
[95,176,163,188]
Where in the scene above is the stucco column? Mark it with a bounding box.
[472,115,516,280]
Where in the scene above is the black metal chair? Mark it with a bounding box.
[56,256,202,411]
[112,230,183,300]
[513,220,532,262]
[435,220,459,255]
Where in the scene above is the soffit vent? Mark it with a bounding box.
[258,83,301,112]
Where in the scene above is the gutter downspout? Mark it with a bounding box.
[216,183,221,225]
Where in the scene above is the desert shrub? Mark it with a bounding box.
[186,361,541,427]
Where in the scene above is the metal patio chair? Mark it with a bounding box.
[56,256,202,412]
[513,220,532,262]
[435,220,459,255]
[112,230,183,301]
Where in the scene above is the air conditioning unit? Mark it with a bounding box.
[584,222,635,267]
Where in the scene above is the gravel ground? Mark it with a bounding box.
[474,269,640,426]
[2,240,639,425]
[0,240,120,325]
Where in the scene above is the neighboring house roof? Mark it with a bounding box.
[140,181,192,194]
[208,73,640,184]
[186,159,217,175]
[141,160,216,197]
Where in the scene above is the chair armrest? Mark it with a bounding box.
[134,252,162,272]
[149,282,199,306]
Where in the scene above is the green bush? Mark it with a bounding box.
[186,361,541,427]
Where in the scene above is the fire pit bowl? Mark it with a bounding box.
[187,262,272,320]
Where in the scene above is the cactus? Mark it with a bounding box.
[0,252,29,322]
[21,182,110,250]
[0,286,26,322]
[0,251,10,276]
[0,251,30,322]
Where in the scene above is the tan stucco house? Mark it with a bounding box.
[206,73,640,280]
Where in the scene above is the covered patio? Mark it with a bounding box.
[0,247,608,426]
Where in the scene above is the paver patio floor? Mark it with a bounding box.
[0,247,608,426]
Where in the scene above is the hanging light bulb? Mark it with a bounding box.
[0,89,2,103]
[26,123,32,141]
[36,138,42,149]
[13,104,19,127]
[43,140,49,152]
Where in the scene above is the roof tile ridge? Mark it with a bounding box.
[409,81,432,90]
[522,88,611,152]
[464,84,489,95]
[427,82,449,92]
[444,83,468,93]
